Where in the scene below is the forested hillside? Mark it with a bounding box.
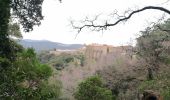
[38,19,170,100]
[0,0,170,100]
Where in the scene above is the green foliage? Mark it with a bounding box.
[53,54,75,69]
[14,48,52,80]
[138,71,170,100]
[0,0,13,60]
[64,56,74,63]
[40,52,86,70]
[136,18,170,80]
[136,18,170,59]
[139,80,170,99]
[53,60,65,70]
[39,81,62,100]
[11,0,44,32]
[0,0,44,59]
[36,64,52,79]
[0,57,11,69]
[0,48,61,99]
[38,51,56,63]
[74,76,114,100]
[76,54,85,66]
[0,0,62,99]
[8,19,22,38]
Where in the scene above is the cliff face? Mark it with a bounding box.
[85,45,108,60]
[49,43,133,61]
[84,44,131,60]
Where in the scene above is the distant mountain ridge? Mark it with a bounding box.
[19,39,84,51]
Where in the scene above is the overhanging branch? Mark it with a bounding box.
[71,6,170,34]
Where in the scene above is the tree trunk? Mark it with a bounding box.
[0,0,12,60]
[147,67,154,80]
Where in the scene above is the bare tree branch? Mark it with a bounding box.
[160,0,170,5]
[71,6,170,34]
[149,16,170,33]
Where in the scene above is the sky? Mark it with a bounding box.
[22,0,170,46]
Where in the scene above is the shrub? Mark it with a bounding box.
[138,73,170,100]
[74,76,114,100]
[0,48,61,99]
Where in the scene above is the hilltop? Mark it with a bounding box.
[18,39,84,51]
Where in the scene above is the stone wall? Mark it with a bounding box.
[85,44,122,60]
[84,44,133,60]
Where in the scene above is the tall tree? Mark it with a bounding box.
[0,0,62,99]
[0,0,11,59]
[0,0,44,60]
[136,19,170,80]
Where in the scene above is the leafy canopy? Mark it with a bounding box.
[74,76,114,100]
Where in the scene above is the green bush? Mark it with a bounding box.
[64,56,74,63]
[0,48,61,99]
[47,53,86,70]
[53,59,65,70]
[39,81,62,100]
[138,76,170,100]
[74,76,114,100]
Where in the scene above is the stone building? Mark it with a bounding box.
[85,44,114,60]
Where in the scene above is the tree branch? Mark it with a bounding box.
[72,6,170,34]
